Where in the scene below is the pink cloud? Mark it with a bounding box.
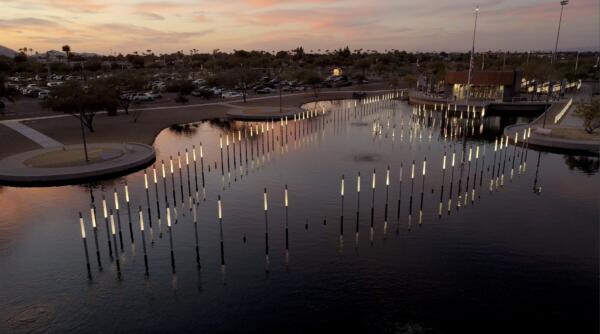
[241,0,337,6]
[10,0,107,13]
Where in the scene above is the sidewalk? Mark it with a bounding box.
[2,120,62,148]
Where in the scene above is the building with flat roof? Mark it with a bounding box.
[444,70,522,102]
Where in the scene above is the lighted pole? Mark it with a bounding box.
[462,6,479,153]
[465,6,479,108]
[551,1,569,64]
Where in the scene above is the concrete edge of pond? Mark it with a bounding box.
[226,107,303,121]
[504,123,600,154]
[0,143,156,187]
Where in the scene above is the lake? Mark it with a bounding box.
[1,98,598,333]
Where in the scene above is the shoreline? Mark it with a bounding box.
[0,83,394,160]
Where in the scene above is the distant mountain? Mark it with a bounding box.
[0,45,17,57]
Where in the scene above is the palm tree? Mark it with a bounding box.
[62,45,71,64]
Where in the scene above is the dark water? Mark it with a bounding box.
[0,98,598,333]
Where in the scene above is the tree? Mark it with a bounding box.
[356,59,370,76]
[166,80,194,95]
[402,74,417,88]
[107,72,148,120]
[238,64,261,103]
[303,70,323,98]
[175,93,189,104]
[574,99,600,134]
[0,75,18,114]
[43,79,116,132]
[62,45,71,63]
[13,52,27,63]
[42,79,115,162]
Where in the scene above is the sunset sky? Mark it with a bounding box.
[0,0,597,54]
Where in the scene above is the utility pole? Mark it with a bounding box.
[551,0,569,64]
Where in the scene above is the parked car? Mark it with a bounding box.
[130,93,153,101]
[46,81,64,87]
[222,91,243,98]
[21,86,43,97]
[332,80,352,88]
[144,92,161,100]
[192,79,206,86]
[255,87,274,94]
[210,87,223,96]
[191,89,214,99]
[37,90,50,99]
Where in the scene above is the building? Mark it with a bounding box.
[444,70,522,102]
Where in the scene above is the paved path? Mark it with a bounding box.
[2,120,62,148]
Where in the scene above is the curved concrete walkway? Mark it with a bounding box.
[504,96,599,154]
[0,143,155,186]
[226,106,303,120]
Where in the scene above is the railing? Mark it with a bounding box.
[554,98,573,124]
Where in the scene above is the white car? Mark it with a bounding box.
[144,92,161,100]
[47,81,64,87]
[222,91,243,98]
[210,87,223,95]
[130,93,153,101]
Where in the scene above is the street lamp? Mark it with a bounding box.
[551,0,568,64]
[465,6,479,106]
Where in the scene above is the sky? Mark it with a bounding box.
[0,0,598,54]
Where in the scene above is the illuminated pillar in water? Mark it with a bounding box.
[138,207,149,275]
[109,210,121,278]
[263,188,270,272]
[79,212,92,279]
[113,188,124,251]
[89,205,102,270]
[124,182,134,244]
[101,195,113,259]
[166,205,175,273]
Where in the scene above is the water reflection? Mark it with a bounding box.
[0,94,598,333]
[68,95,555,282]
[169,123,200,136]
[563,155,600,175]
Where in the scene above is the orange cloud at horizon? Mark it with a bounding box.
[0,0,597,54]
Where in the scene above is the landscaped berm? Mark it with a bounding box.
[0,143,155,186]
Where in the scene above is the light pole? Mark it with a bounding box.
[462,6,479,149]
[75,90,89,162]
[551,0,569,64]
[465,6,479,107]
[278,67,283,114]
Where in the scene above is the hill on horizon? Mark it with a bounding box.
[0,45,17,57]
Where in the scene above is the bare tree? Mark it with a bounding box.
[575,99,600,134]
